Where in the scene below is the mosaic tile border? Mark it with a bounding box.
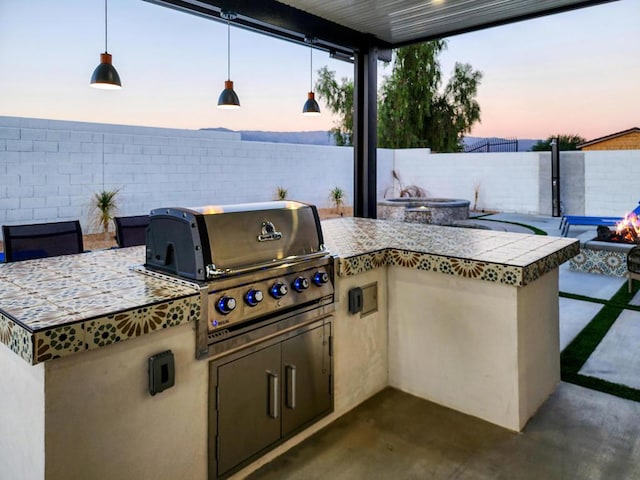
[0,311,33,364]
[29,296,200,364]
[569,248,627,277]
[324,217,579,286]
[338,243,579,287]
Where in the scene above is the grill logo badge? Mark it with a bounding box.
[258,221,283,242]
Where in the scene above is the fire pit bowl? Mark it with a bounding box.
[378,198,470,225]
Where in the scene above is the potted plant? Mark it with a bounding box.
[91,189,119,239]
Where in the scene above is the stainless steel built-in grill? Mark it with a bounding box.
[144,200,335,479]
[144,200,335,358]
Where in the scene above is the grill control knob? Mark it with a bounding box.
[313,271,329,286]
[270,282,288,299]
[245,289,264,307]
[216,295,237,315]
[292,276,310,292]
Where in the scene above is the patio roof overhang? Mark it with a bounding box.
[144,0,617,218]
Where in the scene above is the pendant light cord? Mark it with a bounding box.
[227,19,231,81]
[309,44,313,91]
[104,0,108,53]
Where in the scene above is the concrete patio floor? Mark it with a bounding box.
[249,214,640,480]
[249,385,640,480]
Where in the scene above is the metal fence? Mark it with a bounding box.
[464,138,518,153]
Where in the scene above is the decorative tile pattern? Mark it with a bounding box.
[0,311,33,364]
[85,296,198,350]
[569,248,627,277]
[322,217,579,287]
[34,323,85,363]
[0,246,199,364]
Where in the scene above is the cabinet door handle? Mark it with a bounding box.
[267,371,279,419]
[285,364,296,410]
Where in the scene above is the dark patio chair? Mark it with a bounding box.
[2,220,84,262]
[114,215,150,248]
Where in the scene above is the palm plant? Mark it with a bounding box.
[275,186,288,200]
[329,186,346,214]
[91,189,119,235]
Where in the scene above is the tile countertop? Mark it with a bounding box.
[0,246,200,365]
[0,218,579,365]
[321,217,579,286]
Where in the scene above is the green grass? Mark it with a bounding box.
[467,213,548,235]
[560,281,640,402]
[476,218,548,235]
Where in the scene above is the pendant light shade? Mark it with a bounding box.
[302,38,320,116]
[218,11,240,109]
[91,53,121,89]
[303,92,321,116]
[90,0,121,90]
[218,80,240,109]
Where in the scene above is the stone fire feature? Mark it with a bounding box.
[569,234,635,277]
[378,198,470,225]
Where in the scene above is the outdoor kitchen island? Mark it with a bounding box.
[0,216,578,480]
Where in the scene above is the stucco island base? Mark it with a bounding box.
[388,266,560,432]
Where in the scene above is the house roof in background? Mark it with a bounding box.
[577,127,640,148]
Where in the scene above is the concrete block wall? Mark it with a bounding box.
[3,116,640,241]
[585,150,640,216]
[0,116,353,238]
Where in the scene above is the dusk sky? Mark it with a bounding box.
[1,0,638,141]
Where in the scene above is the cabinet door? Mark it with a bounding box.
[281,322,332,436]
[217,343,281,476]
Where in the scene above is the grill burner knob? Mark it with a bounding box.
[216,296,237,315]
[313,271,329,286]
[270,282,288,299]
[245,289,264,306]
[292,276,310,292]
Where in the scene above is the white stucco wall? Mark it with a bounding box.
[0,343,45,480]
[390,149,542,213]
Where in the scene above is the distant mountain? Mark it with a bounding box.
[202,128,336,146]
[203,128,541,151]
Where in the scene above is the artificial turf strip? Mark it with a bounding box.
[560,280,640,403]
[559,291,640,312]
[561,372,640,403]
[474,218,548,235]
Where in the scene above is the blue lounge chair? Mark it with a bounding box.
[559,202,640,237]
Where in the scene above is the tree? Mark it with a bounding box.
[378,41,483,152]
[531,134,586,151]
[315,41,482,151]
[315,66,353,146]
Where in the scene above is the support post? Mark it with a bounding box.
[353,45,378,219]
[551,138,561,217]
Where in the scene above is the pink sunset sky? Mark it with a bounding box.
[0,0,638,141]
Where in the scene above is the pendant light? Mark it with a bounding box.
[90,0,122,90]
[218,11,240,109]
[302,37,320,116]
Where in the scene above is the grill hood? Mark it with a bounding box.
[145,201,327,281]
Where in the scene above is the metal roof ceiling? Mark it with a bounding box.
[278,0,615,46]
[147,0,615,55]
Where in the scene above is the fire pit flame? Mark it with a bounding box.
[615,204,640,244]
